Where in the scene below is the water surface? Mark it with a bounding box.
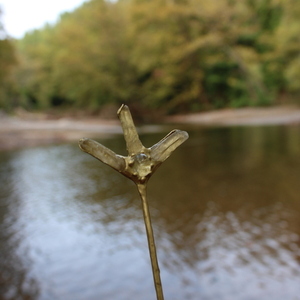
[1,125,300,300]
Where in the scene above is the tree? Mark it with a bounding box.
[13,0,300,115]
[16,0,134,111]
[0,7,17,110]
[128,0,286,112]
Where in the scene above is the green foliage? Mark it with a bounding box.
[0,8,17,110]
[15,0,135,111]
[6,0,300,114]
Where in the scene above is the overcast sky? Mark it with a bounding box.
[0,0,87,38]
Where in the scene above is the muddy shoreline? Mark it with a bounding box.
[1,106,300,151]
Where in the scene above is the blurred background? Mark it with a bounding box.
[1,0,300,115]
[0,0,300,299]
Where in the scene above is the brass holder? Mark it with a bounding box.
[79,104,188,300]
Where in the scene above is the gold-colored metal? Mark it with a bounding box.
[79,104,188,300]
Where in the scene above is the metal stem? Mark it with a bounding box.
[137,183,164,300]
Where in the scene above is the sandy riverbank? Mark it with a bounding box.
[0,113,122,151]
[166,105,300,126]
[1,106,300,151]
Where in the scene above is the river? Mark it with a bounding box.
[0,125,300,300]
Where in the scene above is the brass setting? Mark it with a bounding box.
[79,104,188,300]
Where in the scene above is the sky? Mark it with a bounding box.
[0,0,87,39]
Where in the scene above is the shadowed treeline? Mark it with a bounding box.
[1,0,300,116]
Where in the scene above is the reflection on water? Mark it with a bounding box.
[1,125,300,300]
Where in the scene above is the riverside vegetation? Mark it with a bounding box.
[1,0,300,117]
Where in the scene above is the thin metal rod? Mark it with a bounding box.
[137,183,164,300]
